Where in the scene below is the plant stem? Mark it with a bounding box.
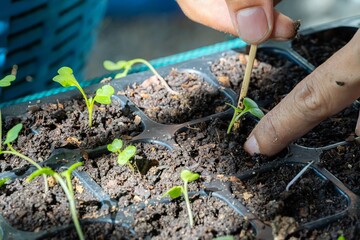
[87,98,96,128]
[182,181,194,228]
[230,44,257,132]
[2,148,48,193]
[54,173,84,240]
[0,110,2,152]
[130,59,179,95]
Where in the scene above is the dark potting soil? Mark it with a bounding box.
[319,141,360,195]
[232,164,347,224]
[0,97,142,171]
[124,69,229,124]
[0,176,106,232]
[292,27,357,67]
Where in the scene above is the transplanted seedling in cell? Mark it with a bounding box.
[27,162,85,240]
[53,67,115,127]
[227,97,264,134]
[0,118,49,193]
[103,58,179,95]
[163,169,200,228]
[107,138,137,171]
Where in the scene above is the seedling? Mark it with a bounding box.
[103,58,179,95]
[227,97,264,134]
[107,138,137,170]
[286,161,314,191]
[163,169,200,228]
[0,115,48,193]
[0,75,16,87]
[0,178,9,188]
[53,67,115,127]
[27,162,84,240]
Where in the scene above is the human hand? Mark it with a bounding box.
[244,29,360,155]
[176,0,299,44]
[177,0,360,156]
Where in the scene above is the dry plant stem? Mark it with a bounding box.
[134,59,179,95]
[232,44,258,131]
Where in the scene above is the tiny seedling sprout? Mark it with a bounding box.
[53,67,115,127]
[0,178,9,188]
[163,169,200,228]
[27,162,84,240]
[227,97,264,134]
[103,58,179,95]
[0,117,48,193]
[107,138,137,170]
[0,75,16,87]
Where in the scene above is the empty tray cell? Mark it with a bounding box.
[319,141,360,195]
[233,164,347,224]
[210,50,309,110]
[294,103,358,147]
[124,69,230,124]
[292,27,357,67]
[1,97,143,171]
[175,118,285,176]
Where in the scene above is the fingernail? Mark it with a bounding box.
[244,135,260,155]
[235,7,269,43]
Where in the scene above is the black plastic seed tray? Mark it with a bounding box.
[0,16,360,239]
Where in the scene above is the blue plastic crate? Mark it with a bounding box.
[0,0,107,101]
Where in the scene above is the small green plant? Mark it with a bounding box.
[0,118,48,193]
[0,178,9,188]
[227,97,264,134]
[107,138,137,170]
[163,169,200,228]
[103,58,179,95]
[53,67,115,127]
[0,74,16,87]
[27,162,84,240]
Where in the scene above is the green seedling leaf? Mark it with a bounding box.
[213,236,235,240]
[337,235,346,240]
[0,75,16,87]
[180,169,200,183]
[163,186,183,199]
[27,167,55,182]
[4,123,22,144]
[248,108,264,119]
[53,67,78,88]
[107,138,123,153]
[0,178,9,188]
[94,85,115,104]
[243,97,258,109]
[117,145,137,165]
[103,60,127,71]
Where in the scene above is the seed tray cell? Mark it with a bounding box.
[0,16,360,239]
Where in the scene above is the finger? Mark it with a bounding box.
[244,30,360,156]
[177,0,297,44]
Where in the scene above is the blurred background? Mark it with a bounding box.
[0,0,359,101]
[85,0,360,79]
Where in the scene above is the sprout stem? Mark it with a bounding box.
[286,161,314,191]
[183,181,194,228]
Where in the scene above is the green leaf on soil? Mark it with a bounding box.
[180,169,200,183]
[53,67,78,88]
[107,138,123,153]
[117,145,136,165]
[163,186,183,199]
[94,85,115,104]
[4,123,22,144]
[0,178,9,188]
[27,167,55,182]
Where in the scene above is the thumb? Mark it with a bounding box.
[225,0,297,44]
[244,29,360,156]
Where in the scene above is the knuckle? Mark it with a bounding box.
[293,72,330,121]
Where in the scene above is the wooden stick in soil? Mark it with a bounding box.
[232,44,258,131]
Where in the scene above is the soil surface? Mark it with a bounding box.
[0,29,359,240]
[292,27,357,66]
[124,69,229,124]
